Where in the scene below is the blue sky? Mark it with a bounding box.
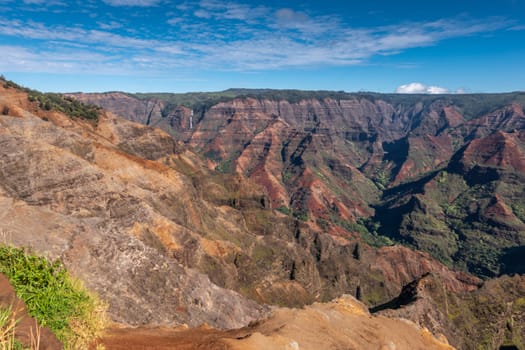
[0,0,524,93]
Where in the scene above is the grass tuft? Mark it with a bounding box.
[0,245,108,350]
[0,306,18,350]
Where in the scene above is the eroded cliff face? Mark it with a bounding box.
[374,273,525,350]
[9,84,525,348]
[0,82,483,332]
[0,86,266,328]
[72,91,525,280]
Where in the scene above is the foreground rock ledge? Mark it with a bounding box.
[95,295,454,350]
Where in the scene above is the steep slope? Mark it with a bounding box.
[0,83,266,328]
[8,80,525,348]
[0,79,480,332]
[375,273,525,350]
[71,90,525,279]
[374,127,525,277]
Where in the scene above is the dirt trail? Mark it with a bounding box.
[92,326,238,350]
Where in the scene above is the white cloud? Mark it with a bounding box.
[97,21,123,30]
[102,0,160,6]
[21,0,65,4]
[0,2,516,76]
[395,82,449,94]
[194,9,212,19]
[167,17,183,25]
[193,0,268,22]
[271,8,334,35]
[275,8,308,23]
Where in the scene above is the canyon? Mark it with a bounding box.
[0,78,524,348]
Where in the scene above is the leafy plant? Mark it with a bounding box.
[0,246,107,350]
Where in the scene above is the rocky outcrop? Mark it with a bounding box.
[96,295,455,350]
[0,85,267,328]
[374,273,525,350]
[6,82,525,348]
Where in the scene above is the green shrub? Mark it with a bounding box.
[293,210,308,222]
[276,206,292,216]
[0,76,100,121]
[27,92,101,121]
[0,245,108,350]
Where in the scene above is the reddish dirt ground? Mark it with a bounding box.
[0,273,63,350]
[92,326,241,350]
[93,296,455,350]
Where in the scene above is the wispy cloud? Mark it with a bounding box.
[18,0,66,5]
[196,0,268,22]
[0,1,517,75]
[102,0,161,6]
[97,21,123,30]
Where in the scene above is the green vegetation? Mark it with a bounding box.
[1,76,29,92]
[0,306,26,350]
[132,88,525,122]
[329,214,393,248]
[373,166,525,278]
[0,245,108,349]
[374,169,389,190]
[316,218,330,231]
[0,76,100,121]
[276,205,292,216]
[133,88,356,110]
[292,210,309,222]
[28,93,101,121]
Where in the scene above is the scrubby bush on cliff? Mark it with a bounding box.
[27,92,101,121]
[0,245,108,350]
[0,76,100,121]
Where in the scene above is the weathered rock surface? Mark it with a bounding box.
[72,93,525,276]
[69,89,525,348]
[96,295,455,350]
[1,84,481,324]
[5,83,525,349]
[0,85,267,328]
[374,273,525,350]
